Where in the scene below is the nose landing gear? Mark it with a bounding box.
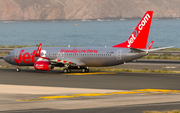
[81,68,89,73]
[16,66,21,72]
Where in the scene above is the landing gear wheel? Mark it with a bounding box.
[67,69,71,73]
[17,68,21,72]
[63,69,71,73]
[63,69,68,73]
[81,68,86,73]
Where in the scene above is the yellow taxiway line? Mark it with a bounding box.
[61,72,117,75]
[16,89,180,102]
[62,72,117,75]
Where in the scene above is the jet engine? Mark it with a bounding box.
[34,61,53,71]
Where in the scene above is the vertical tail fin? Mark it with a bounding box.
[112,11,153,49]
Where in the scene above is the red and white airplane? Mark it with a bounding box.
[4,11,173,73]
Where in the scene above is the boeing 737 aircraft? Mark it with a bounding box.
[4,11,173,73]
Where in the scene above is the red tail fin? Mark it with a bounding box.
[112,11,153,49]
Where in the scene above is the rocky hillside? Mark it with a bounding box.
[0,0,180,20]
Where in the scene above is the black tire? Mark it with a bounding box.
[63,69,68,73]
[17,68,21,72]
[86,69,89,72]
[81,69,86,73]
[68,69,71,73]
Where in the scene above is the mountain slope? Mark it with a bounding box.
[0,0,180,20]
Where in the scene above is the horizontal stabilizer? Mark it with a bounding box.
[148,46,174,52]
[130,46,174,53]
[130,47,146,53]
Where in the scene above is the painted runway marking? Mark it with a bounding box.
[164,66,177,69]
[134,89,180,95]
[61,72,117,75]
[16,98,54,102]
[16,89,180,102]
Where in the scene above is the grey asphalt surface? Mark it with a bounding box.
[0,69,180,90]
[1,69,180,113]
[0,69,180,112]
[2,102,180,113]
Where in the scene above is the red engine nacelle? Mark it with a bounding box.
[34,61,52,71]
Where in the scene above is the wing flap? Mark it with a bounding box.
[50,59,85,66]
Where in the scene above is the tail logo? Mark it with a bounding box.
[127,30,139,47]
[127,13,151,48]
[138,13,151,30]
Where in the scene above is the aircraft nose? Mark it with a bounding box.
[3,55,9,63]
[3,56,7,62]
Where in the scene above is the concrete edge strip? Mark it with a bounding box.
[16,89,180,102]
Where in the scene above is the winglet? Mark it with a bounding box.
[147,41,153,50]
[35,43,42,57]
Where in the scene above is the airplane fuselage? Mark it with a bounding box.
[4,47,146,67]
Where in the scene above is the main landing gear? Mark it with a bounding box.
[63,68,71,73]
[81,68,89,73]
[63,66,89,73]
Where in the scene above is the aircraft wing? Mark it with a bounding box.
[36,56,86,66]
[50,58,86,66]
[35,43,86,66]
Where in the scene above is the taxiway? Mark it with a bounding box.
[0,69,180,113]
